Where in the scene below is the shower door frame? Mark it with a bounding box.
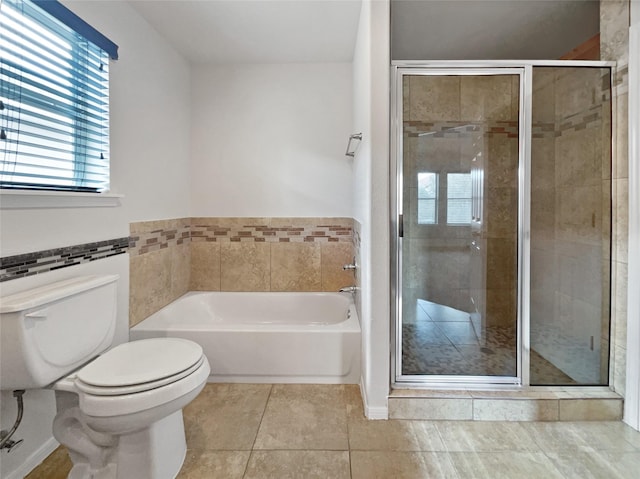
[391,60,616,389]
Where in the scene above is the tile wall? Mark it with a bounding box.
[530,66,612,384]
[129,217,356,327]
[601,0,630,396]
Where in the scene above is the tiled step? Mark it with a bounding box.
[389,387,623,421]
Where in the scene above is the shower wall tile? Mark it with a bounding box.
[221,243,271,292]
[460,75,515,122]
[271,242,322,292]
[408,75,460,122]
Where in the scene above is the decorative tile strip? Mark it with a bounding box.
[190,219,353,244]
[0,237,131,282]
[129,224,191,257]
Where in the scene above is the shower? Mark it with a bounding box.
[391,61,613,388]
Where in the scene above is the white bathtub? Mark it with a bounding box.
[130,291,361,384]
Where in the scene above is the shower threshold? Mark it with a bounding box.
[388,386,622,421]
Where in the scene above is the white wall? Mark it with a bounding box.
[190,63,352,217]
[0,1,191,477]
[353,0,390,419]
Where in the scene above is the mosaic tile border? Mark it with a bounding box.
[128,218,354,256]
[0,237,131,282]
[190,222,352,244]
[129,225,191,257]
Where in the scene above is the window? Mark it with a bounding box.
[446,172,472,225]
[0,0,117,192]
[417,172,437,224]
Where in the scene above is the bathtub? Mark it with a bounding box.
[130,291,361,384]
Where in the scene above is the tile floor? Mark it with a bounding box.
[402,299,576,384]
[27,384,640,478]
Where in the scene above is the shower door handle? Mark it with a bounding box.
[398,214,403,238]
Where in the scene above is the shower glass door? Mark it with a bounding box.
[397,70,522,382]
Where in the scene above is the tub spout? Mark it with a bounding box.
[339,286,357,293]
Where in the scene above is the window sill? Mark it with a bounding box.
[0,190,123,209]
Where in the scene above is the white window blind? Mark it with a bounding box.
[0,0,116,192]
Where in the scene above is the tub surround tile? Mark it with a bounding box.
[321,242,356,292]
[270,242,322,292]
[220,242,271,292]
[190,242,221,291]
[129,248,173,327]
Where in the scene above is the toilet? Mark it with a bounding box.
[0,275,210,479]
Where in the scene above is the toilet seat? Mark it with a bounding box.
[76,337,203,390]
[75,356,206,396]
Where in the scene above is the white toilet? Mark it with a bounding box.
[0,275,210,479]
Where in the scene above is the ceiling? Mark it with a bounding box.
[128,0,363,65]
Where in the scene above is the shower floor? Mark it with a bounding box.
[401,300,575,383]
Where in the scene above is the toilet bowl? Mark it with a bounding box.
[0,275,210,479]
[52,338,210,479]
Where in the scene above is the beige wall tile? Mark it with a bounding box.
[270,242,321,292]
[472,399,559,421]
[460,75,515,121]
[129,248,172,327]
[558,398,623,421]
[220,242,270,291]
[171,242,191,299]
[321,242,354,292]
[409,75,460,122]
[190,242,221,291]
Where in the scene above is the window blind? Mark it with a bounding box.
[0,0,115,192]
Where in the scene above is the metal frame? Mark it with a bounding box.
[391,60,615,390]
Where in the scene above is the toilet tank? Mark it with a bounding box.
[0,275,119,390]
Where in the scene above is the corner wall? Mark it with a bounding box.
[353,0,391,419]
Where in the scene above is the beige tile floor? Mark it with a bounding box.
[27,384,640,478]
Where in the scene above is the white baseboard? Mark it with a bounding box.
[359,377,389,420]
[4,437,58,479]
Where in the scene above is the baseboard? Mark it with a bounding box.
[4,437,58,479]
[359,377,389,420]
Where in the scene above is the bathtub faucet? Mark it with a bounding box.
[339,286,357,293]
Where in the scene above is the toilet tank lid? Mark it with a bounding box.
[0,275,119,313]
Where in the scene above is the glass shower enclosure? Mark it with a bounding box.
[392,61,613,387]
